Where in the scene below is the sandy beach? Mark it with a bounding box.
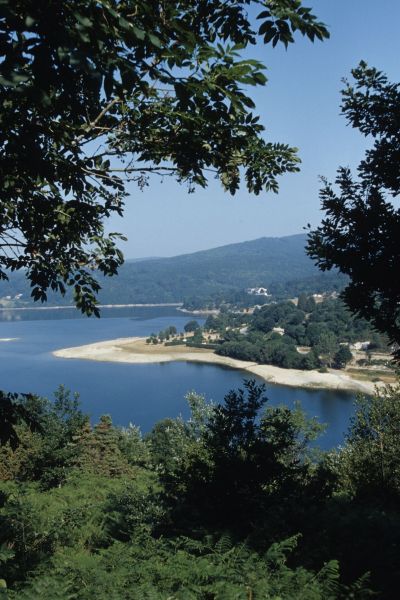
[53,337,382,394]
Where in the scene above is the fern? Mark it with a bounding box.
[214,533,233,555]
[265,535,301,568]
[314,560,340,598]
[0,545,14,565]
[9,576,76,600]
[344,572,375,598]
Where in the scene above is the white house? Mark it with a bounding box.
[247,287,271,297]
[272,327,285,336]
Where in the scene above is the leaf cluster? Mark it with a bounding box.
[4,381,400,596]
[0,0,328,313]
[307,63,400,359]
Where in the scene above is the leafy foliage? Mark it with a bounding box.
[156,381,325,532]
[307,62,400,359]
[214,298,383,370]
[334,345,353,369]
[339,384,400,504]
[0,392,42,450]
[4,382,400,597]
[0,387,87,487]
[0,1,328,314]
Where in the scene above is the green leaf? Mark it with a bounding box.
[25,15,36,27]
[73,12,93,28]
[148,33,162,48]
[132,26,146,40]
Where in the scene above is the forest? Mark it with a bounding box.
[0,235,346,310]
[205,297,388,370]
[1,381,400,598]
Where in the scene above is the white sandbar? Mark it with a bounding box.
[53,337,383,394]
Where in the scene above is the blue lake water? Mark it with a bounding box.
[0,307,356,449]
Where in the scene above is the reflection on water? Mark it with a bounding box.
[0,305,180,322]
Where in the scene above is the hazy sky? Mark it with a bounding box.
[108,0,399,259]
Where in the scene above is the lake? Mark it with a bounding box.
[0,306,356,449]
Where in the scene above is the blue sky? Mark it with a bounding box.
[109,0,400,259]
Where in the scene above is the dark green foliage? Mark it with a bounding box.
[5,383,400,597]
[158,381,324,532]
[7,575,76,599]
[308,63,400,359]
[204,311,249,332]
[103,484,162,542]
[8,533,371,600]
[216,333,318,369]
[73,415,132,477]
[215,298,385,370]
[184,320,200,332]
[340,385,400,504]
[0,2,329,314]
[297,293,316,313]
[0,392,42,450]
[251,300,304,332]
[0,387,86,487]
[304,299,376,345]
[334,345,353,369]
[31,387,87,487]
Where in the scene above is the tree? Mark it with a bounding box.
[0,391,42,449]
[74,414,131,477]
[297,292,315,313]
[340,385,400,504]
[117,424,150,468]
[301,349,320,370]
[191,328,204,345]
[184,320,200,333]
[315,332,338,368]
[0,1,328,314]
[0,387,88,486]
[163,380,324,530]
[333,345,352,369]
[307,62,400,359]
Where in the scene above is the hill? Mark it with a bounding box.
[0,234,346,307]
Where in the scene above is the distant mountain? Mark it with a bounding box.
[0,234,346,307]
[124,256,161,263]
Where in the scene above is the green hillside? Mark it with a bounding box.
[0,234,346,307]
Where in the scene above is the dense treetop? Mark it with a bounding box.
[1,382,400,597]
[211,297,386,370]
[307,63,400,359]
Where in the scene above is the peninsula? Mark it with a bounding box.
[53,336,382,394]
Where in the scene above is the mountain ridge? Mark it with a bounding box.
[0,233,346,307]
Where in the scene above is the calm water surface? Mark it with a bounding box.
[0,307,356,449]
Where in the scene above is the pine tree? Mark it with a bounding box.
[73,416,131,477]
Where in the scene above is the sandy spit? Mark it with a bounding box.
[53,337,381,394]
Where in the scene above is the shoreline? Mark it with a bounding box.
[0,303,183,311]
[53,337,381,394]
[177,307,219,316]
